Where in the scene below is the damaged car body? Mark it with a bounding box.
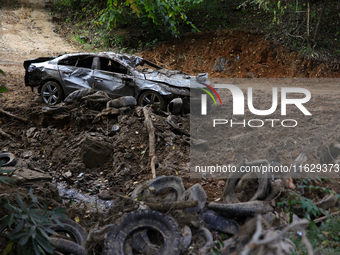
[24,52,210,110]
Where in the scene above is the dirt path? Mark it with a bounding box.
[0,0,78,106]
[0,0,77,62]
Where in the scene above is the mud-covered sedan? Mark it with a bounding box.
[24,52,210,110]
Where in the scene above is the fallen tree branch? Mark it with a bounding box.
[143,107,157,179]
[313,210,340,223]
[241,215,313,255]
[0,128,11,139]
[0,109,28,122]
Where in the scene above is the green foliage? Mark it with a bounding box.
[0,69,6,98]
[290,216,340,254]
[212,234,226,255]
[1,189,67,255]
[98,0,198,37]
[0,161,15,184]
[278,178,338,222]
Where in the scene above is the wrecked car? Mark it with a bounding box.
[24,52,210,110]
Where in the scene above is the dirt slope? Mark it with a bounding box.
[142,30,340,78]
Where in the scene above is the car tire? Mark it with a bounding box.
[102,210,181,255]
[0,152,17,167]
[41,81,64,105]
[199,209,239,235]
[49,223,84,245]
[138,91,167,111]
[223,159,271,204]
[208,201,274,218]
[131,175,186,202]
[49,237,86,255]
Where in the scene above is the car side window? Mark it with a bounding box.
[58,56,93,69]
[76,57,94,69]
[58,57,78,66]
[99,57,128,75]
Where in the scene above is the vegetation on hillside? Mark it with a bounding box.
[50,0,340,61]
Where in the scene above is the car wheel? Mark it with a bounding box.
[138,91,166,111]
[41,81,64,105]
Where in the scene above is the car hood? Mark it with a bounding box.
[143,69,209,88]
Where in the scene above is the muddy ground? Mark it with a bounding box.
[1,0,340,253]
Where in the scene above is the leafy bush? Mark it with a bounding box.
[278,178,339,222]
[0,161,15,184]
[290,216,340,254]
[1,189,67,255]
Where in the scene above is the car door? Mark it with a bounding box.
[91,57,135,99]
[58,55,94,95]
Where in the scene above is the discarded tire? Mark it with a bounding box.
[208,201,273,218]
[131,175,186,202]
[180,225,192,250]
[130,230,160,254]
[64,88,94,104]
[223,159,271,204]
[0,152,17,167]
[107,96,137,108]
[199,209,239,235]
[102,210,181,255]
[196,227,214,255]
[49,237,86,255]
[49,223,84,245]
[53,218,88,242]
[185,183,207,213]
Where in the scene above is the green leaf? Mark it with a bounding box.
[42,226,57,236]
[51,216,64,228]
[16,194,27,212]
[32,239,41,255]
[28,225,37,237]
[36,234,54,254]
[3,241,13,255]
[19,234,30,246]
[8,213,14,227]
[0,176,15,184]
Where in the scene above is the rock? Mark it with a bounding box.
[79,137,113,168]
[212,57,227,72]
[262,212,277,225]
[98,190,113,200]
[8,167,52,182]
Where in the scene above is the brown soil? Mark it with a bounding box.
[142,30,340,78]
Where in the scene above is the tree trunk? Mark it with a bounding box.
[313,0,329,47]
[307,1,310,49]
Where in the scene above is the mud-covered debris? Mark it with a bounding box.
[9,167,52,182]
[212,57,227,72]
[108,125,120,136]
[42,105,66,115]
[107,96,137,108]
[26,127,36,138]
[64,88,95,104]
[81,90,112,103]
[79,137,113,168]
[92,108,120,124]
